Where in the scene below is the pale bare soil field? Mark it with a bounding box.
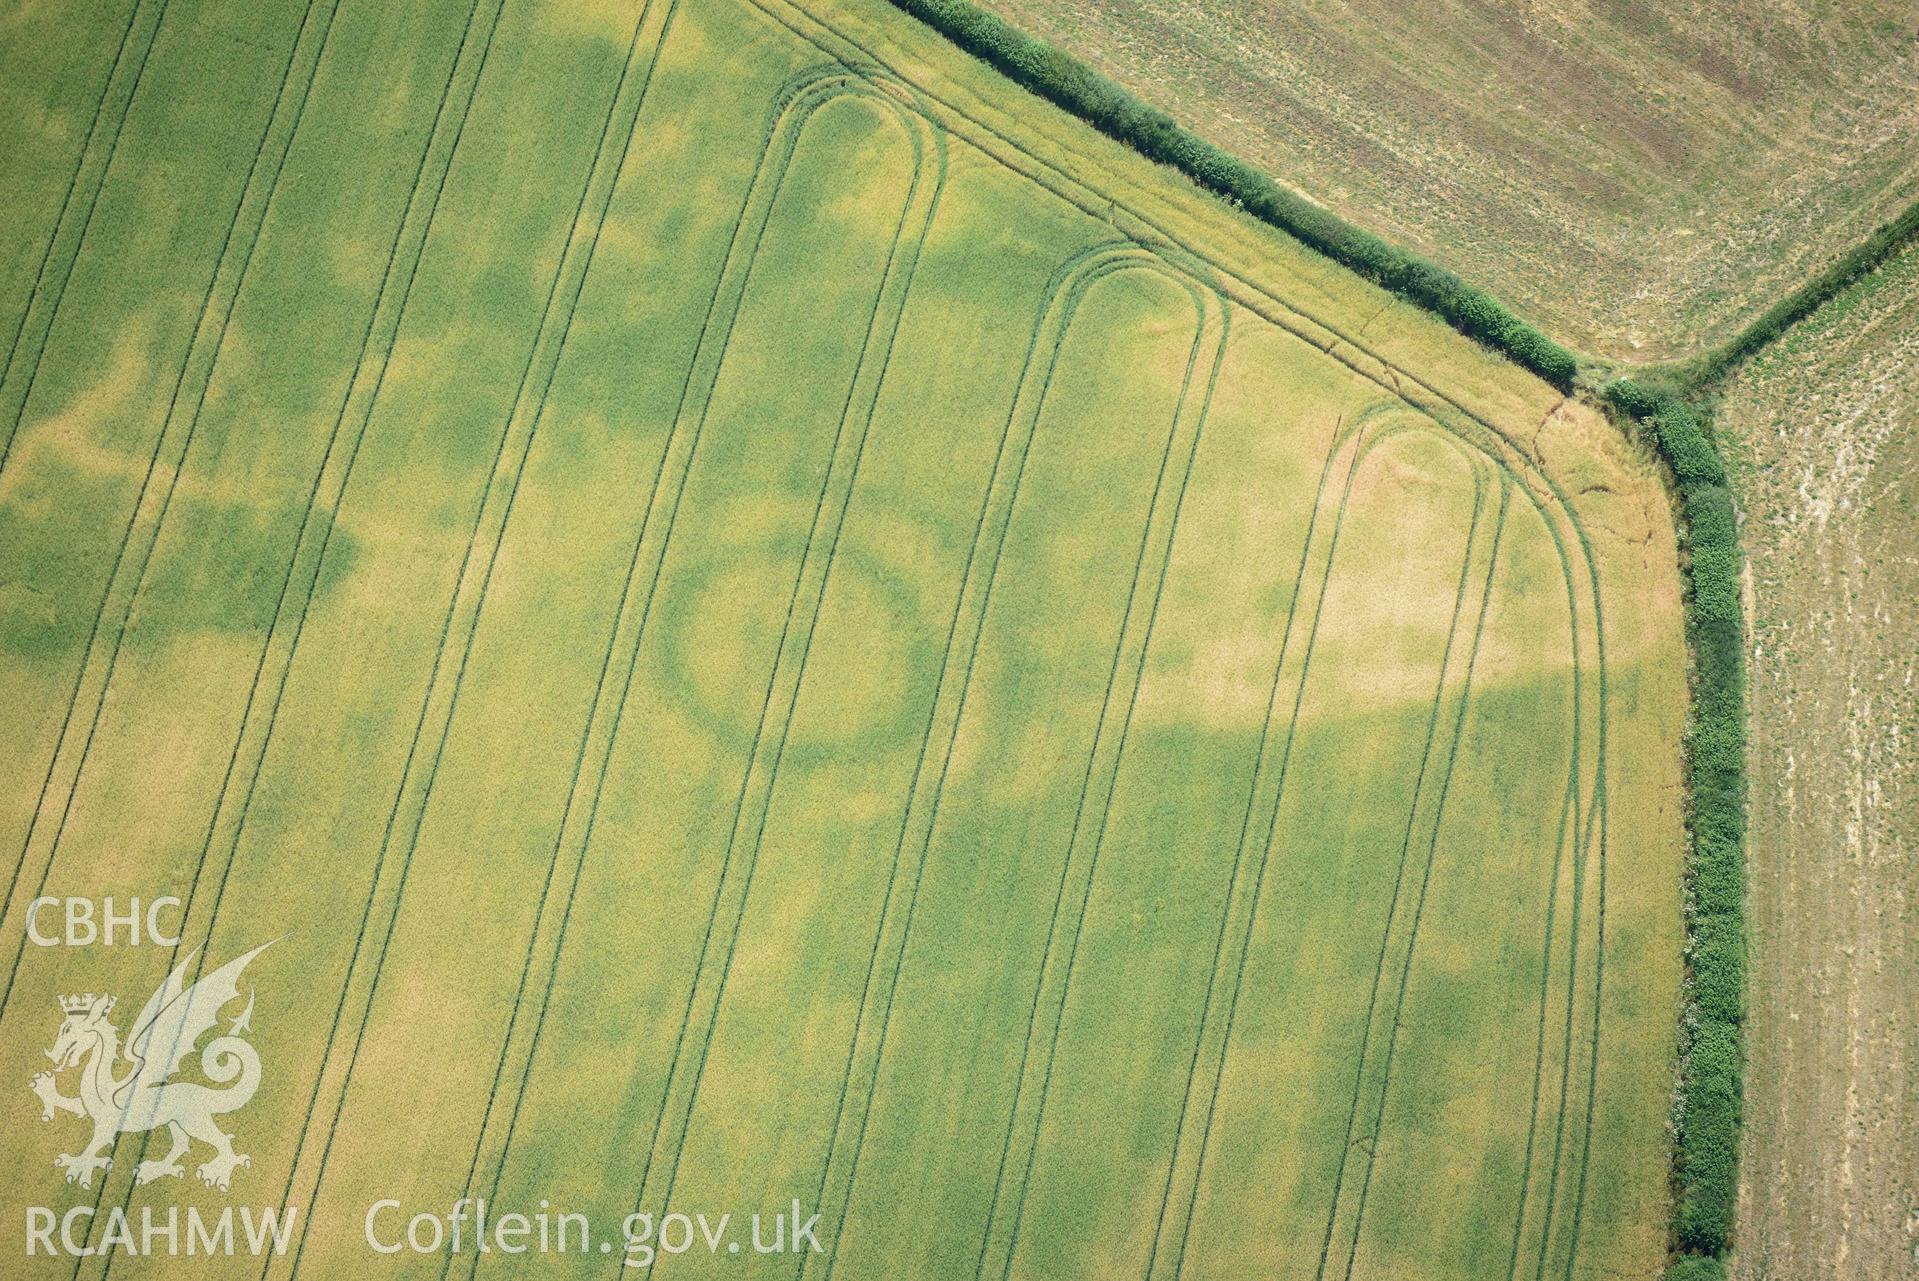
[973,0,1919,362]
[1720,242,1919,1279]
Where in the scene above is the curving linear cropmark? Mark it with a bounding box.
[465,67,949,1281]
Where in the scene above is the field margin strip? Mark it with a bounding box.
[1603,381,1745,1279]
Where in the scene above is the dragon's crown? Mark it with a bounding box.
[59,993,113,1015]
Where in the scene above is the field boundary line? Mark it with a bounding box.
[1666,195,1919,393]
[63,0,511,1275]
[1605,379,1732,1270]
[1332,471,1511,1281]
[975,265,1227,1281]
[271,4,684,1275]
[804,241,1163,1281]
[0,0,1635,1270]
[755,10,1646,1264]
[749,0,1587,409]
[1140,413,1354,1281]
[0,0,171,476]
[798,5,1764,1257]
[0,0,336,1022]
[875,0,1578,388]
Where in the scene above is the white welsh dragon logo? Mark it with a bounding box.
[29,941,273,1192]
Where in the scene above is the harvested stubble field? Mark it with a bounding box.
[973,0,1919,362]
[0,0,1684,1277]
[1721,241,1919,1280]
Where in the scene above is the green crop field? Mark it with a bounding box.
[0,0,1685,1278]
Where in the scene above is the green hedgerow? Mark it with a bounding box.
[886,0,1578,390]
